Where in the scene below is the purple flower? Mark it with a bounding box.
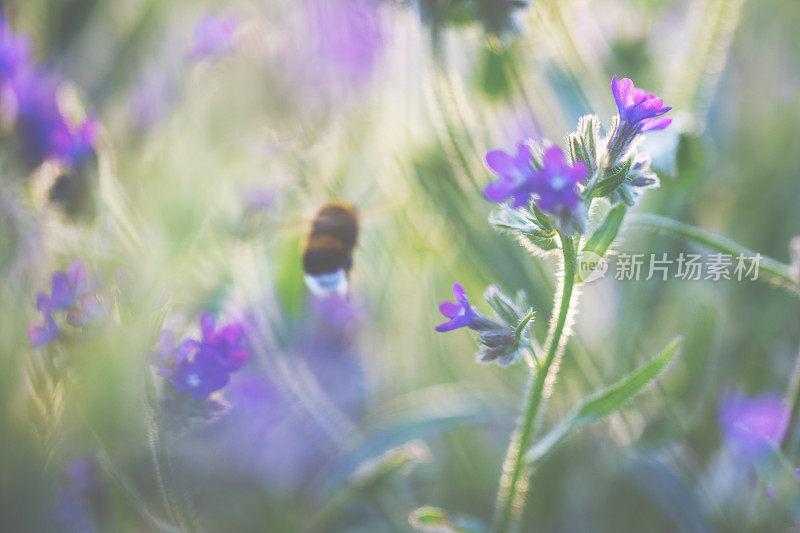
[28,260,107,348]
[611,76,672,132]
[532,146,587,220]
[304,0,385,83]
[51,115,98,168]
[150,314,250,400]
[484,142,536,208]
[436,283,478,332]
[719,391,788,457]
[150,331,198,378]
[28,311,59,347]
[186,14,238,62]
[170,349,232,400]
[0,13,31,88]
[199,313,249,372]
[11,73,97,169]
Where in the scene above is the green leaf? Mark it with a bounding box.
[526,337,682,465]
[582,203,628,258]
[594,158,633,198]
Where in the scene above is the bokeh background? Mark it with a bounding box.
[1,0,799,531]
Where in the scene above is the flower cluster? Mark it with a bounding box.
[436,283,531,366]
[484,143,587,234]
[150,313,250,400]
[28,260,108,347]
[483,76,672,237]
[0,13,98,170]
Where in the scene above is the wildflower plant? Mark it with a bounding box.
[431,77,685,532]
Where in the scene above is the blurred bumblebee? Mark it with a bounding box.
[302,201,359,297]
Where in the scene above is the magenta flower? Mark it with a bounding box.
[611,76,672,132]
[718,391,788,457]
[484,142,536,208]
[186,14,239,62]
[436,283,478,332]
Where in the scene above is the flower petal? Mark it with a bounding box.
[439,301,459,318]
[485,150,516,177]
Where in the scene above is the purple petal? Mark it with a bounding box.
[484,180,515,203]
[49,272,73,309]
[615,78,635,108]
[452,282,469,307]
[66,260,86,292]
[28,315,59,347]
[640,117,672,132]
[543,146,565,169]
[200,313,216,338]
[485,150,517,177]
[510,191,533,209]
[439,301,459,318]
[513,142,532,168]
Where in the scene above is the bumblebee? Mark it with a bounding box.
[302,202,359,297]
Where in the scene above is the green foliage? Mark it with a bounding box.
[527,337,682,464]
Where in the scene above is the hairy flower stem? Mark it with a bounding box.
[493,234,577,533]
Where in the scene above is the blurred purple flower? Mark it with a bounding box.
[186,14,239,62]
[28,311,59,347]
[55,458,103,532]
[484,142,536,208]
[150,314,250,400]
[149,330,198,378]
[304,0,385,83]
[170,349,233,399]
[9,70,98,169]
[436,282,478,332]
[0,13,31,89]
[199,312,249,372]
[611,76,672,132]
[719,391,788,457]
[531,146,587,227]
[28,260,107,347]
[241,185,275,213]
[0,14,98,170]
[48,260,87,310]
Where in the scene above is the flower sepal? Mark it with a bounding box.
[488,204,559,253]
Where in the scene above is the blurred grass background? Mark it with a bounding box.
[1,0,799,531]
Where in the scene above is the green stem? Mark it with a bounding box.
[493,234,578,533]
[781,344,800,453]
[627,214,800,296]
